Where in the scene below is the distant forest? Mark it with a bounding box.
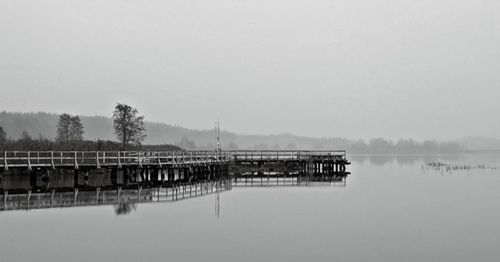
[0,111,489,153]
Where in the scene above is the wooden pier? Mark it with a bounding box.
[0,151,230,192]
[230,150,350,186]
[0,150,231,170]
[0,150,350,211]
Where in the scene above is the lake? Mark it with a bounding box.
[1,153,499,262]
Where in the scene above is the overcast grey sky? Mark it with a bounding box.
[1,0,499,140]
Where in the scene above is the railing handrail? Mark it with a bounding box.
[0,150,231,169]
[226,149,346,152]
[0,150,347,169]
[227,150,346,156]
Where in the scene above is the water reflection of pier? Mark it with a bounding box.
[232,176,347,187]
[1,188,153,212]
[1,179,232,212]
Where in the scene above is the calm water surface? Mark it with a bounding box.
[1,154,499,262]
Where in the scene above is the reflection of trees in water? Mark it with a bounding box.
[350,155,395,166]
[114,201,137,215]
[369,155,395,166]
[351,154,464,167]
[350,155,368,165]
[395,155,414,165]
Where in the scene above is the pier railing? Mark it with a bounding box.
[227,150,347,162]
[0,151,231,170]
[0,150,348,170]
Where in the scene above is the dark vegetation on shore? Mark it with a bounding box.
[0,137,181,151]
[425,162,499,174]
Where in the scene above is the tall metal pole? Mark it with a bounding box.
[215,121,222,156]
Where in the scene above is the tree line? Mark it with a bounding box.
[172,135,463,153]
[0,105,466,153]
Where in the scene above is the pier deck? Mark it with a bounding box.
[0,150,350,206]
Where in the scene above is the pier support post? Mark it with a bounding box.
[161,169,165,182]
[42,169,50,190]
[29,169,37,190]
[84,170,89,186]
[123,168,129,187]
[139,169,145,183]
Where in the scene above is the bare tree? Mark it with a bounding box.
[56,114,84,143]
[113,103,146,147]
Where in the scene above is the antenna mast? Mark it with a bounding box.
[215,121,222,154]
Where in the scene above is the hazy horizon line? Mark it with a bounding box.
[2,110,499,143]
